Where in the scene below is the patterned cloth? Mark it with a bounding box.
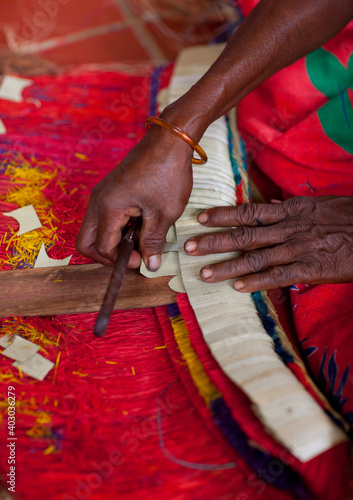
[237,0,353,430]
[0,62,349,500]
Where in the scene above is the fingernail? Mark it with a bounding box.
[185,239,197,253]
[201,266,213,279]
[234,280,245,291]
[147,254,161,272]
[198,212,209,224]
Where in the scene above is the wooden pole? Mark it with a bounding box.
[0,264,177,318]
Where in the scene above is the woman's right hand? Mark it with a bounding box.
[76,124,194,271]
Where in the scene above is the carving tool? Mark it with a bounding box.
[94,221,136,337]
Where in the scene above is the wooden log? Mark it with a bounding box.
[0,264,177,318]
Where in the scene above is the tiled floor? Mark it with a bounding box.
[0,0,239,67]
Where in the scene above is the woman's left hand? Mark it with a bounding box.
[184,196,353,292]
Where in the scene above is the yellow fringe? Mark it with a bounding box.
[43,444,56,455]
[169,315,221,406]
[0,154,65,268]
[1,318,59,348]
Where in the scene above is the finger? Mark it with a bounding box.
[76,222,97,259]
[95,213,130,263]
[77,235,114,267]
[199,244,292,282]
[197,203,287,228]
[139,212,171,271]
[232,263,307,293]
[128,249,142,269]
[76,205,114,266]
[77,217,141,268]
[185,225,287,255]
[127,220,142,268]
[76,199,97,255]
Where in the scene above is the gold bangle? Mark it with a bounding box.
[145,116,208,165]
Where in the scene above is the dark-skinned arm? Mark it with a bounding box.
[76,0,353,274]
[161,0,353,142]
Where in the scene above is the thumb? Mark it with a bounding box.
[139,213,171,271]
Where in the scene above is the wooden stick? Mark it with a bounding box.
[0,264,177,318]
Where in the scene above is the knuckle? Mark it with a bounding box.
[324,232,344,253]
[322,229,338,244]
[75,236,92,259]
[148,206,173,227]
[295,228,332,255]
[237,203,257,225]
[141,233,165,253]
[311,256,325,276]
[94,242,112,260]
[75,238,84,254]
[229,227,254,249]
[221,258,238,276]
[268,266,292,286]
[307,225,322,239]
[305,254,328,279]
[284,196,314,216]
[305,228,325,250]
[244,251,268,273]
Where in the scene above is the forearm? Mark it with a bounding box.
[161,0,353,141]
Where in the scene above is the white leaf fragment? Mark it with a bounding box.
[34,242,72,268]
[13,354,54,381]
[1,335,40,363]
[3,205,42,235]
[0,75,33,103]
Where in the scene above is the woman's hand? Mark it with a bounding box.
[75,1,353,273]
[184,196,353,292]
[76,125,193,271]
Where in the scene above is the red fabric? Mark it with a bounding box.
[0,64,307,500]
[178,294,351,500]
[0,20,352,498]
[1,66,294,500]
[155,305,294,500]
[237,1,353,432]
[2,310,272,500]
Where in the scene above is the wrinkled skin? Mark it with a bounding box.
[76,126,193,271]
[76,0,353,290]
[184,196,353,292]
